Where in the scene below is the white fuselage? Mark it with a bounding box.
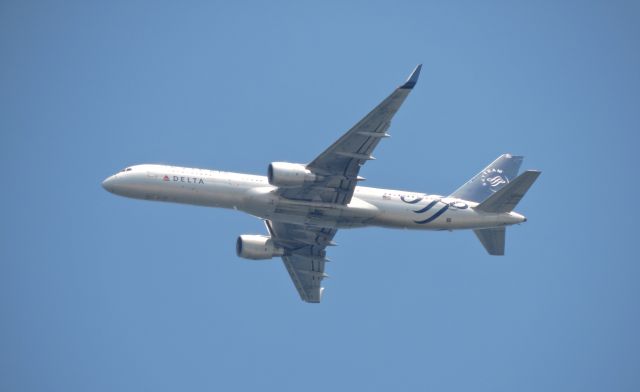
[102,164,525,230]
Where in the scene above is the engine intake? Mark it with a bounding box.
[268,162,316,187]
[236,235,284,260]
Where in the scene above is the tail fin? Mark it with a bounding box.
[476,170,541,213]
[450,154,523,202]
[474,227,505,255]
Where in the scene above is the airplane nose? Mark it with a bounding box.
[102,175,116,192]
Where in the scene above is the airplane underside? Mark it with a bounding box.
[102,65,540,302]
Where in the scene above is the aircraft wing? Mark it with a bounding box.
[265,220,336,303]
[278,64,422,205]
[267,66,421,302]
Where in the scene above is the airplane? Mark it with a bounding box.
[102,65,540,303]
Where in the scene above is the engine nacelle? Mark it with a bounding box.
[236,235,284,260]
[268,162,316,187]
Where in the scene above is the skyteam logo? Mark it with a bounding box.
[481,168,508,192]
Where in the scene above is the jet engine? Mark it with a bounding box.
[268,162,316,187]
[236,235,285,260]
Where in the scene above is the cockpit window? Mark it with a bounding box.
[121,167,133,172]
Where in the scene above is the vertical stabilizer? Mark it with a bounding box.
[450,154,523,202]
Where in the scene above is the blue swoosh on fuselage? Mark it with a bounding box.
[414,205,449,224]
[413,200,438,214]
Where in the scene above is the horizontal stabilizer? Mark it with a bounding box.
[474,228,505,255]
[476,170,541,213]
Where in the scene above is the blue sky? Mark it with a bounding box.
[1,1,639,391]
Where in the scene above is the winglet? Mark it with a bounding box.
[400,64,422,89]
